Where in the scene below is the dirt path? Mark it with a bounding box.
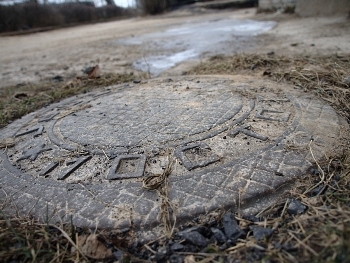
[0,7,349,87]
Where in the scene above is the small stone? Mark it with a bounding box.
[113,250,123,260]
[53,75,63,82]
[219,243,228,251]
[185,244,198,252]
[333,174,341,182]
[226,239,235,247]
[263,70,271,76]
[171,243,184,252]
[309,168,320,175]
[343,75,350,85]
[210,228,227,243]
[184,226,211,237]
[169,254,184,263]
[275,171,283,176]
[14,92,28,100]
[222,213,244,240]
[249,226,274,240]
[133,79,141,84]
[282,243,298,252]
[181,231,208,247]
[287,199,307,215]
[310,185,324,196]
[154,246,169,262]
[243,215,260,222]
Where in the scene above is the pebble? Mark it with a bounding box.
[309,167,320,175]
[180,226,211,238]
[210,227,227,243]
[154,246,169,262]
[170,243,185,252]
[310,185,324,196]
[243,215,260,222]
[287,199,307,215]
[222,213,244,240]
[113,250,123,260]
[53,75,63,82]
[343,75,350,85]
[249,226,274,240]
[169,254,184,263]
[181,231,208,247]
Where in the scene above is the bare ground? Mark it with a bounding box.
[0,7,349,87]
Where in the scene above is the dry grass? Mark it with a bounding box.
[189,53,350,119]
[0,211,87,262]
[0,73,138,128]
[143,156,177,238]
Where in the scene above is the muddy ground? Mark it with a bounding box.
[0,6,349,87]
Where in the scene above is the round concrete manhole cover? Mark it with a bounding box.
[0,76,347,235]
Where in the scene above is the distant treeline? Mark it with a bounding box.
[0,2,132,33]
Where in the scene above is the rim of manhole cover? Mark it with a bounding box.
[0,75,348,238]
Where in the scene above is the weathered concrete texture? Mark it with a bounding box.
[0,76,347,235]
[295,0,350,17]
[259,0,296,10]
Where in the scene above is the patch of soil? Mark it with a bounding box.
[0,7,349,88]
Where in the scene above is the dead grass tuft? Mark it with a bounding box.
[189,53,350,118]
[143,156,177,238]
[0,73,138,128]
[0,211,91,262]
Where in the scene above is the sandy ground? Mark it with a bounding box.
[0,6,349,87]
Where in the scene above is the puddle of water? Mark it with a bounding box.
[118,18,276,75]
[134,49,198,75]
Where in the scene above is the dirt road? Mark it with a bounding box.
[0,7,349,87]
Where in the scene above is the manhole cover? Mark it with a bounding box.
[0,76,347,235]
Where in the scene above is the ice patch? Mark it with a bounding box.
[133,50,198,75]
[118,18,276,75]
